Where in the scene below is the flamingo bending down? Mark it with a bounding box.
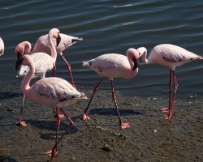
[0,37,4,56]
[15,54,87,158]
[83,48,144,129]
[32,33,83,87]
[15,28,61,79]
[138,44,202,119]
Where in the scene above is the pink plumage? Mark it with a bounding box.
[83,47,145,129]
[139,44,202,119]
[15,31,82,87]
[32,32,83,87]
[0,37,4,56]
[15,28,61,79]
[15,38,87,158]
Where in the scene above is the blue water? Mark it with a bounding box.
[1,0,203,98]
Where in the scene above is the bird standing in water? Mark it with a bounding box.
[83,47,145,129]
[138,44,202,119]
[16,55,87,159]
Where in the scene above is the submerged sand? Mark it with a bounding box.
[0,80,203,162]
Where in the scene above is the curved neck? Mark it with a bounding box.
[24,41,32,54]
[137,47,149,63]
[48,34,57,62]
[21,60,34,95]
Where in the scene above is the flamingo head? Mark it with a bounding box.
[49,28,61,47]
[126,48,140,71]
[15,56,23,70]
[15,46,23,59]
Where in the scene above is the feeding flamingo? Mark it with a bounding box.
[83,48,144,129]
[15,28,61,79]
[138,44,202,119]
[15,32,82,86]
[32,32,83,87]
[0,37,4,56]
[15,54,87,158]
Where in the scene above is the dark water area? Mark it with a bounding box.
[0,1,203,161]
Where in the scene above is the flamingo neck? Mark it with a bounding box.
[48,34,57,62]
[24,41,32,54]
[137,47,149,64]
[21,60,34,95]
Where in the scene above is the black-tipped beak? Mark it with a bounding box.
[16,52,23,59]
[15,58,23,70]
[132,57,139,70]
[56,34,61,47]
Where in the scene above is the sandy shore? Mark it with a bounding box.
[0,80,203,162]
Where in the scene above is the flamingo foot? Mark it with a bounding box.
[163,114,172,120]
[83,113,90,120]
[121,123,130,129]
[16,121,27,127]
[54,113,65,119]
[161,108,169,112]
[44,149,57,158]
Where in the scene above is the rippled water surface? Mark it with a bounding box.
[1,1,203,161]
[1,0,203,98]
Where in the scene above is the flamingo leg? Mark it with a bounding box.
[164,70,178,119]
[60,54,76,88]
[45,108,74,159]
[16,95,27,127]
[83,77,105,120]
[110,80,130,129]
[52,65,56,77]
[162,69,173,113]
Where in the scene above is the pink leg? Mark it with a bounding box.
[110,80,130,129]
[164,71,178,119]
[16,96,27,127]
[52,65,56,77]
[61,54,76,88]
[45,108,73,159]
[83,77,105,120]
[162,69,173,113]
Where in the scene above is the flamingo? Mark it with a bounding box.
[83,48,144,129]
[138,44,202,119]
[32,32,83,87]
[0,37,4,56]
[0,37,4,106]
[15,28,61,79]
[15,54,87,158]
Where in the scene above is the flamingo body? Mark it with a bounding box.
[15,28,61,79]
[147,44,201,70]
[17,52,55,78]
[140,44,202,119]
[32,33,83,55]
[0,37,4,56]
[16,55,87,159]
[83,48,142,129]
[83,53,138,79]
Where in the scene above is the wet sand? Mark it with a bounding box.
[0,80,203,162]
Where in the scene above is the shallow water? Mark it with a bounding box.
[0,1,203,161]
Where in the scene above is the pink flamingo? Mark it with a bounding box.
[15,28,61,79]
[83,48,145,129]
[138,44,202,119]
[0,37,4,106]
[32,32,83,87]
[0,37,4,56]
[15,54,87,158]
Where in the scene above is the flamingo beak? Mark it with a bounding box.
[132,57,139,70]
[15,58,23,70]
[56,34,61,47]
